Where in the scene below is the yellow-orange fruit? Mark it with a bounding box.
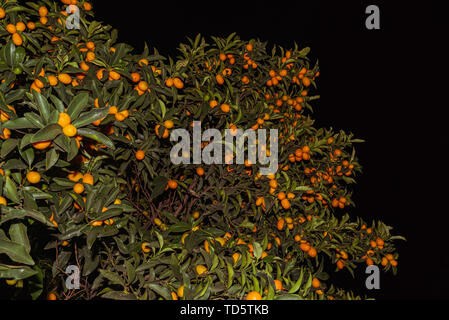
[32,140,51,150]
[73,183,85,194]
[135,150,145,160]
[58,73,72,84]
[6,24,16,34]
[173,78,184,89]
[58,113,71,127]
[281,198,290,209]
[38,6,48,17]
[63,124,77,137]
[82,173,94,185]
[26,171,41,184]
[12,33,22,46]
[195,264,207,275]
[167,179,178,189]
[246,291,262,300]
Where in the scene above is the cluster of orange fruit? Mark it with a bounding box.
[335,248,349,270]
[165,77,184,89]
[0,104,15,140]
[288,145,312,162]
[57,113,77,137]
[69,171,93,195]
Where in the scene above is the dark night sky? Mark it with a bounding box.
[91,1,448,299]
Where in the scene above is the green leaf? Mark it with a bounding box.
[19,147,34,167]
[67,138,78,161]
[24,113,45,128]
[0,207,53,227]
[15,47,26,64]
[110,43,130,66]
[32,90,52,124]
[4,176,19,204]
[99,269,125,287]
[30,123,62,143]
[9,223,31,253]
[275,294,304,300]
[288,268,304,294]
[168,222,191,233]
[67,92,89,119]
[5,89,26,105]
[294,186,312,192]
[101,290,137,300]
[19,134,33,149]
[0,238,34,265]
[77,128,115,149]
[159,99,166,119]
[148,283,171,300]
[72,107,109,128]
[151,176,169,199]
[53,134,71,153]
[226,262,234,288]
[155,231,164,250]
[22,186,52,200]
[3,158,26,171]
[253,242,263,260]
[1,41,15,67]
[45,148,59,171]
[0,264,38,280]
[2,117,39,129]
[1,138,18,158]
[49,95,66,113]
[95,208,123,221]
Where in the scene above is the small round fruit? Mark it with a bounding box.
[167,179,178,189]
[177,285,184,298]
[196,167,205,176]
[38,6,48,17]
[173,78,184,89]
[67,171,83,182]
[16,22,26,32]
[232,252,240,265]
[246,291,262,300]
[26,171,41,184]
[48,75,58,86]
[312,277,320,288]
[32,140,51,150]
[63,124,77,137]
[47,293,57,300]
[163,119,174,129]
[6,24,16,34]
[135,150,145,160]
[58,73,72,84]
[82,173,94,185]
[274,279,283,291]
[73,183,85,194]
[12,33,22,46]
[165,78,174,87]
[281,198,291,209]
[58,113,71,127]
[12,67,22,75]
[5,279,17,286]
[141,242,151,253]
[195,264,207,275]
[220,104,230,113]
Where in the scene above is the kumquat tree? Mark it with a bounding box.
[0,0,404,300]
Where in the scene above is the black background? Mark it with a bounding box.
[90,0,448,299]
